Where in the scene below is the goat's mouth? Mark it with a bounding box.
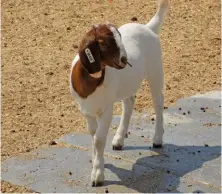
[112,57,132,70]
[121,56,132,67]
[113,61,125,69]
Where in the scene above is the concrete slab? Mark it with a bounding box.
[1,91,221,193]
[127,91,221,146]
[55,91,221,187]
[2,147,153,193]
[2,147,220,193]
[55,132,221,190]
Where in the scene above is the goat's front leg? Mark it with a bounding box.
[91,105,113,187]
[112,96,135,150]
[86,115,98,162]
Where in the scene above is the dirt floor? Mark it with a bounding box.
[1,0,220,192]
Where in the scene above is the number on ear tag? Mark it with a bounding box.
[85,48,95,63]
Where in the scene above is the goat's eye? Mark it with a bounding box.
[98,39,110,49]
[98,39,106,45]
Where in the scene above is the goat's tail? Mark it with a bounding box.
[146,0,169,35]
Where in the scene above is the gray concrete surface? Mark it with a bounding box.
[2,91,221,193]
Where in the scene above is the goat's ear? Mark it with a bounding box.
[78,39,101,74]
[92,24,99,28]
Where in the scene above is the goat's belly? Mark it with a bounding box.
[115,80,142,101]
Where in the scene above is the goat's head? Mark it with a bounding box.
[78,23,129,78]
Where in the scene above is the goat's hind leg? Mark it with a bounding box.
[146,69,164,148]
[112,96,135,150]
[150,87,164,148]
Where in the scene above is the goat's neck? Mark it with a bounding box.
[71,60,105,98]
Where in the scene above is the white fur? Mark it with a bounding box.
[70,0,169,186]
[109,26,127,65]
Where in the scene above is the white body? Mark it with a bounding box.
[70,25,162,117]
[70,0,168,186]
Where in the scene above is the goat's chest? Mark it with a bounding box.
[71,83,114,117]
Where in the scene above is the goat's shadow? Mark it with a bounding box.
[103,144,221,193]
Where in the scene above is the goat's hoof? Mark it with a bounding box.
[112,145,123,150]
[153,143,163,148]
[92,181,103,187]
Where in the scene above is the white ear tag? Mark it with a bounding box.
[85,48,95,63]
[84,48,102,78]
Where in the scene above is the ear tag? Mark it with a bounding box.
[85,48,95,63]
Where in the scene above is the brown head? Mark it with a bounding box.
[78,23,130,78]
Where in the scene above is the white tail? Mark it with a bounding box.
[146,0,169,35]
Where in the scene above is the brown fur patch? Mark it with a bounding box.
[71,59,105,98]
[72,24,123,98]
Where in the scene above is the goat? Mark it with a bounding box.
[70,0,169,187]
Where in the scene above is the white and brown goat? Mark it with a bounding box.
[70,0,169,186]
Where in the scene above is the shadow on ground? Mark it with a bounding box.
[104,144,221,193]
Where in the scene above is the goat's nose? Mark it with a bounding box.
[121,56,132,67]
[121,56,127,64]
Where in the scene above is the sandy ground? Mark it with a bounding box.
[1,0,220,192]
